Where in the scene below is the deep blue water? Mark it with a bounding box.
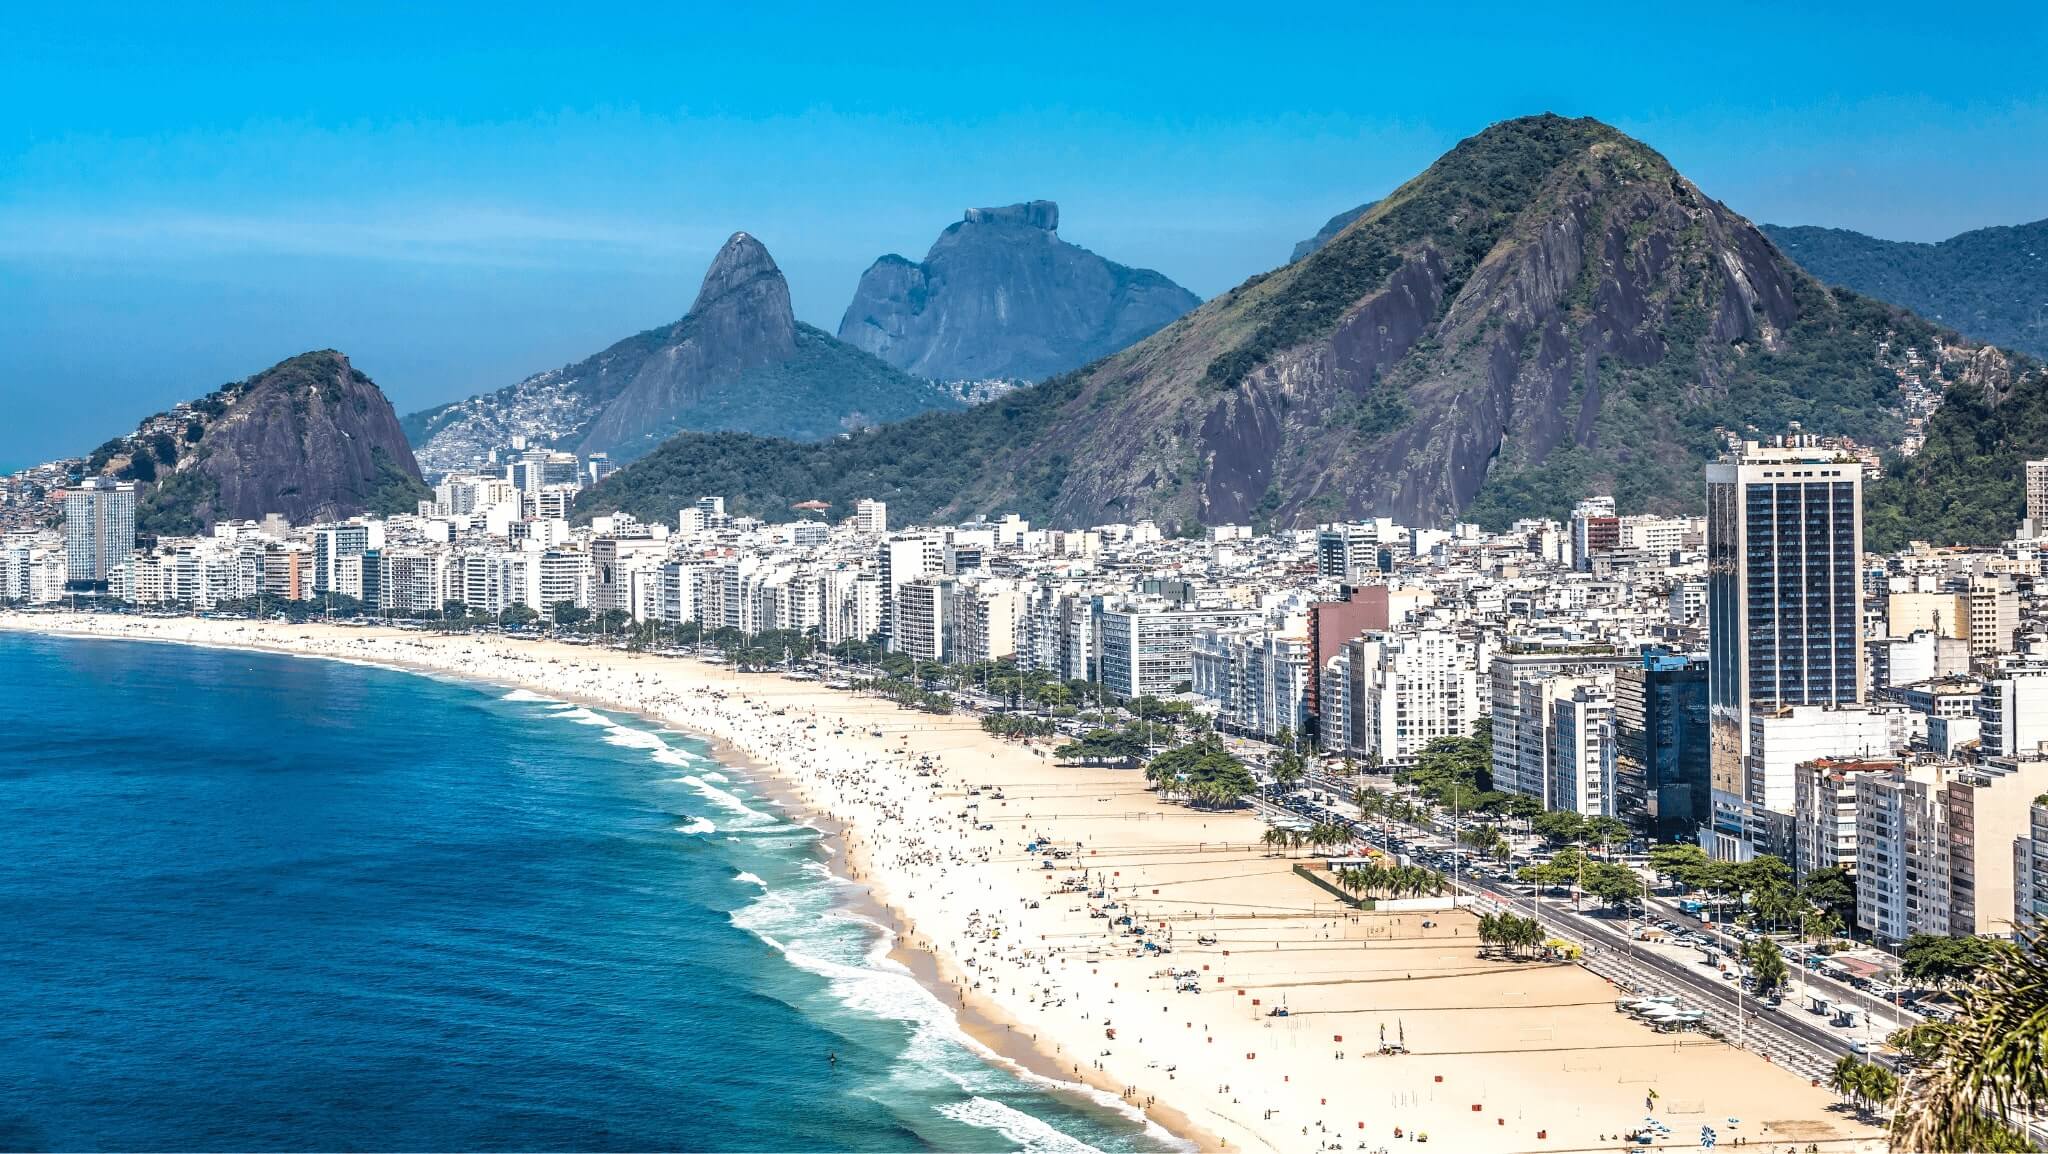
[0,633,1170,1152]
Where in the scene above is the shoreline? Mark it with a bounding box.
[1,616,1214,1150]
[2,613,1883,1154]
[733,743,1210,1148]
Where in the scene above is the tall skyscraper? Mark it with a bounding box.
[62,477,136,585]
[1706,436,1864,857]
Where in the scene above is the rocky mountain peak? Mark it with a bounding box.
[407,227,961,471]
[693,231,792,320]
[602,113,2012,540]
[962,201,1059,231]
[112,349,427,534]
[837,202,1196,383]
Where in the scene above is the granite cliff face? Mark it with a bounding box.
[408,233,960,471]
[105,350,428,533]
[837,201,1199,383]
[585,115,2033,533]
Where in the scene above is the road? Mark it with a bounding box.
[1271,772,1898,1079]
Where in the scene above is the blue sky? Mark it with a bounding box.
[4,0,2045,466]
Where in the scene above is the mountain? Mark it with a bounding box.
[1864,349,2048,550]
[1290,201,1377,262]
[85,350,429,535]
[578,114,2041,536]
[836,201,1199,383]
[1762,220,2048,360]
[406,233,963,472]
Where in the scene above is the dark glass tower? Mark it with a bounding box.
[1614,650,1710,841]
[1704,437,1864,856]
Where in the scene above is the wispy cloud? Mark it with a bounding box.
[0,204,733,269]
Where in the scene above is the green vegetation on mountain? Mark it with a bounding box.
[1865,350,2048,550]
[1207,116,1619,392]
[1289,201,1378,262]
[102,350,428,533]
[1764,220,2048,360]
[582,115,2035,535]
[135,468,218,538]
[576,369,1089,525]
[626,324,956,445]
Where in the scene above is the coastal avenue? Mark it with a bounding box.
[1276,766,1912,1078]
[1303,766,1917,1030]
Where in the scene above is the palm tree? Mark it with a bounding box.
[1742,937,1790,999]
[1890,927,2048,1151]
[1305,820,1348,856]
[1490,913,1527,959]
[1352,787,1379,821]
[1831,1054,1867,1112]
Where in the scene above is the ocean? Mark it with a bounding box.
[0,632,1178,1152]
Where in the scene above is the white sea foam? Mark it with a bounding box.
[935,1097,1102,1153]
[726,823,815,838]
[675,817,716,835]
[702,771,729,783]
[734,871,768,888]
[729,871,1188,1149]
[732,882,1012,1095]
[650,746,697,769]
[673,774,775,824]
[601,725,666,751]
[500,688,558,704]
[552,706,611,727]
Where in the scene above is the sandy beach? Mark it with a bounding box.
[2,612,1883,1154]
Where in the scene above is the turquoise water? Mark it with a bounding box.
[0,632,1175,1151]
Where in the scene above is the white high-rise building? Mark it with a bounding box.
[1745,705,1898,824]
[894,577,954,664]
[1549,681,1615,816]
[1345,629,1478,769]
[878,535,943,650]
[1980,651,2048,760]
[2025,458,2048,538]
[1488,651,1631,801]
[854,499,888,536]
[955,580,1021,665]
[1855,763,1956,944]
[63,477,136,584]
[1097,601,1253,699]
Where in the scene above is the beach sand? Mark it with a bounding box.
[3,613,1884,1153]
